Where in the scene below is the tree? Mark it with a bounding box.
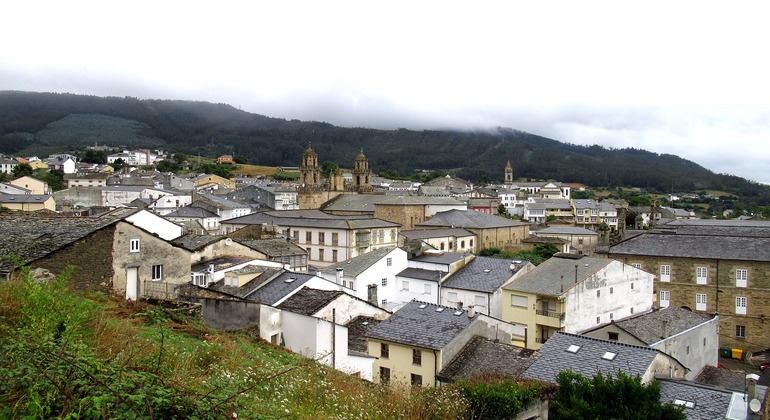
[321,161,338,178]
[549,371,685,420]
[233,155,249,164]
[35,169,65,192]
[110,158,126,171]
[11,163,33,178]
[80,149,107,164]
[497,204,508,217]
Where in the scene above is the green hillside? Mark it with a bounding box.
[2,91,769,204]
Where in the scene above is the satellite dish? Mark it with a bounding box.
[224,238,233,246]
[750,399,761,413]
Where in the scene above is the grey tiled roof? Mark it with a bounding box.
[225,210,399,230]
[237,239,307,257]
[320,247,395,277]
[191,256,256,272]
[322,194,465,212]
[609,232,770,262]
[346,316,383,353]
[417,209,529,229]
[172,234,227,251]
[694,366,746,392]
[244,272,316,305]
[522,332,670,383]
[396,268,443,282]
[276,288,344,316]
[400,228,475,240]
[0,194,53,204]
[365,300,475,350]
[207,268,282,298]
[534,226,598,236]
[410,251,466,265]
[165,206,219,218]
[657,378,733,420]
[441,256,519,293]
[611,306,712,345]
[437,336,539,382]
[0,212,119,273]
[503,255,612,296]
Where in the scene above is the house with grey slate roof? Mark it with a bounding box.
[502,254,655,349]
[415,209,530,250]
[318,247,407,308]
[436,336,540,383]
[607,222,770,351]
[366,300,526,387]
[531,225,599,255]
[221,209,400,267]
[582,306,719,380]
[522,332,686,385]
[399,227,477,254]
[165,206,221,234]
[440,256,534,318]
[277,287,389,325]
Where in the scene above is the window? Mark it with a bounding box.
[610,312,614,320]
[608,332,619,341]
[736,325,746,338]
[511,295,527,308]
[578,238,584,245]
[379,367,390,384]
[596,316,600,324]
[696,266,708,285]
[129,238,140,253]
[319,248,325,262]
[461,240,465,248]
[440,242,445,250]
[380,343,389,358]
[381,299,388,305]
[631,282,634,290]
[630,307,634,314]
[386,257,392,267]
[318,232,325,244]
[412,349,422,365]
[448,292,458,302]
[192,273,206,287]
[331,232,339,245]
[696,293,707,311]
[632,263,642,269]
[424,284,431,295]
[659,290,670,308]
[610,287,614,294]
[402,280,409,291]
[152,264,163,281]
[475,295,485,306]
[736,269,748,288]
[736,296,747,315]
[411,373,422,387]
[470,239,474,247]
[382,278,387,287]
[597,290,601,298]
[332,250,338,262]
[306,231,312,243]
[660,265,671,282]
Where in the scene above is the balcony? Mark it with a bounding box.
[536,309,565,319]
[535,310,564,328]
[535,337,548,344]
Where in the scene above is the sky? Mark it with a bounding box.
[2,1,770,183]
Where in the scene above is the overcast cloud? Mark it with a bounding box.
[2,1,769,183]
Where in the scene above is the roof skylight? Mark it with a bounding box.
[418,304,428,309]
[601,351,617,361]
[567,345,581,353]
[453,311,463,316]
[674,399,695,409]
[435,307,445,312]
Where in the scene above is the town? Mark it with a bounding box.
[1,144,768,419]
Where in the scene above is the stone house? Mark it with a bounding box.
[530,226,599,255]
[399,228,477,254]
[416,209,530,251]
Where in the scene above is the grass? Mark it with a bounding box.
[0,270,472,419]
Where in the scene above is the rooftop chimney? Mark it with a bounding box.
[335,268,344,285]
[662,320,668,339]
[467,305,476,318]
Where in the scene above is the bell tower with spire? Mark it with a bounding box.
[504,160,514,186]
[353,149,373,193]
[299,143,321,191]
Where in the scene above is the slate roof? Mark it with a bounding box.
[172,234,228,251]
[396,268,443,282]
[0,212,121,273]
[417,209,529,229]
[400,228,475,240]
[277,288,344,316]
[191,256,257,273]
[322,194,465,212]
[503,255,613,296]
[610,306,713,345]
[244,271,316,305]
[522,332,677,384]
[320,247,395,277]
[533,226,598,236]
[410,251,466,265]
[572,199,599,209]
[365,300,476,350]
[609,232,770,262]
[195,192,249,210]
[0,194,53,204]
[225,210,399,230]
[165,206,219,218]
[436,336,540,382]
[237,239,307,257]
[657,378,734,420]
[208,268,283,298]
[694,366,747,392]
[441,256,520,293]
[346,316,383,354]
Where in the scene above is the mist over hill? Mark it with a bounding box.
[2,90,769,204]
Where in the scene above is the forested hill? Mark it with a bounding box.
[2,90,769,203]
